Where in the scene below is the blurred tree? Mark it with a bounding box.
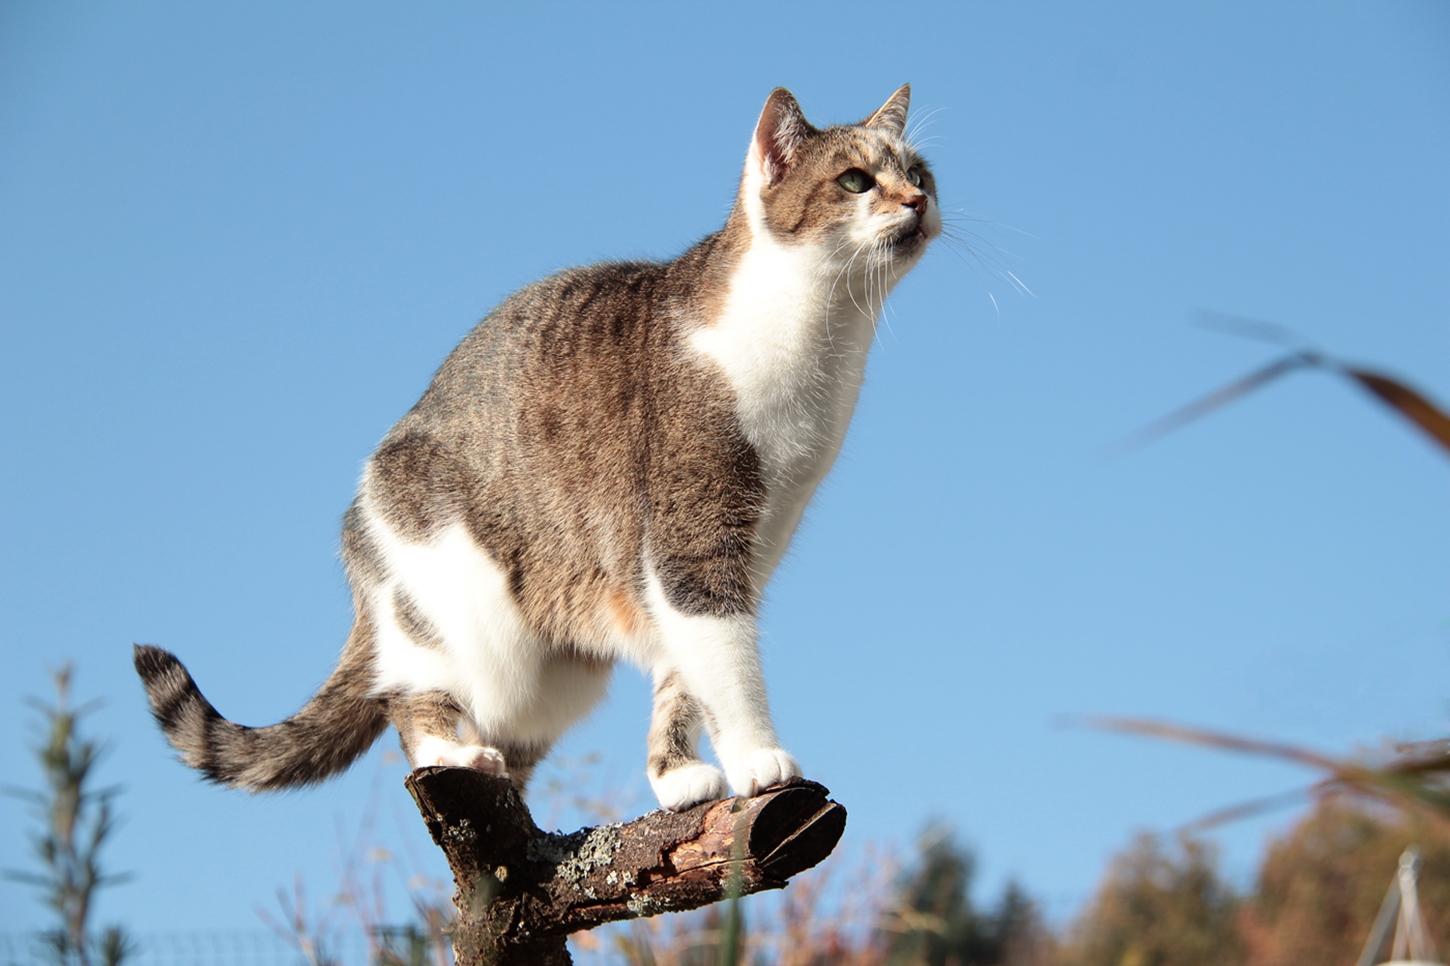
[1240,795,1450,966]
[4,666,134,966]
[1053,832,1239,966]
[883,828,1050,966]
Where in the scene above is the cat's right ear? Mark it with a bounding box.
[750,88,811,187]
[862,84,911,138]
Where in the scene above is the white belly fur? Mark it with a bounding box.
[361,505,616,746]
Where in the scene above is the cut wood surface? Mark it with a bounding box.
[404,767,847,965]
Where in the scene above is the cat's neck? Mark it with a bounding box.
[686,199,901,577]
[688,220,883,428]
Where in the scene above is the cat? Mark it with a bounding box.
[134,85,940,813]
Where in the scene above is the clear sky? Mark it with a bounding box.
[2,0,1447,936]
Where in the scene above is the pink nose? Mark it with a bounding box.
[903,193,928,215]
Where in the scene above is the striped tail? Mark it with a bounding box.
[133,633,388,792]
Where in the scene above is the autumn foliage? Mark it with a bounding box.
[1240,798,1450,966]
[1052,795,1450,966]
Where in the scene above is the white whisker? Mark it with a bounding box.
[904,106,947,150]
[1003,270,1034,298]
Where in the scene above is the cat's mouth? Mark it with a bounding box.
[887,222,930,250]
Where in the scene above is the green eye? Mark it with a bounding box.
[837,169,874,193]
[907,167,923,187]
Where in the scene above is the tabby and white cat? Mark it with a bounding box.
[135,85,939,813]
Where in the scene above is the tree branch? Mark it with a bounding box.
[404,767,847,965]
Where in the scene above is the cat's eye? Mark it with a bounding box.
[907,167,923,187]
[837,169,875,193]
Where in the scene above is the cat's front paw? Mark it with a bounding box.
[727,748,801,798]
[650,762,729,812]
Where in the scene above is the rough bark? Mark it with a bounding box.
[404,767,847,965]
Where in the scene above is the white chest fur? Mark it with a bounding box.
[689,233,889,581]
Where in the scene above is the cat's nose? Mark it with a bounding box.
[902,192,928,215]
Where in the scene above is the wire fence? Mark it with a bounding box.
[0,929,437,966]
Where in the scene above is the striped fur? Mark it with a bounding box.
[134,630,386,791]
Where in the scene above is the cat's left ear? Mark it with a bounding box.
[751,88,812,186]
[862,84,911,138]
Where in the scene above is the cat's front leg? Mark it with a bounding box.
[646,667,728,811]
[645,572,801,803]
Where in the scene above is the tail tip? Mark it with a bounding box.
[133,643,179,681]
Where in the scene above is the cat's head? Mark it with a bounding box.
[740,85,940,277]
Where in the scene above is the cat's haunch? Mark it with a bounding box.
[136,85,939,812]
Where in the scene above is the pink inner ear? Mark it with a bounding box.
[755,132,786,184]
[753,121,788,184]
[752,90,808,186]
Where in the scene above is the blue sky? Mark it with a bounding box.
[2,1,1447,935]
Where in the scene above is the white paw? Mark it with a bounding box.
[650,762,729,812]
[454,744,509,776]
[414,737,509,776]
[727,748,801,798]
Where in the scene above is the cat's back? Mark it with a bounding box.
[420,260,672,424]
[367,261,670,519]
[389,231,738,453]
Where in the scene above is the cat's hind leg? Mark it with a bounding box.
[455,715,550,792]
[387,691,508,776]
[489,737,551,792]
[647,668,729,812]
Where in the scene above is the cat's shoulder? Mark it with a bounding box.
[497,259,670,317]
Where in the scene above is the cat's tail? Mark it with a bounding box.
[133,632,388,792]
